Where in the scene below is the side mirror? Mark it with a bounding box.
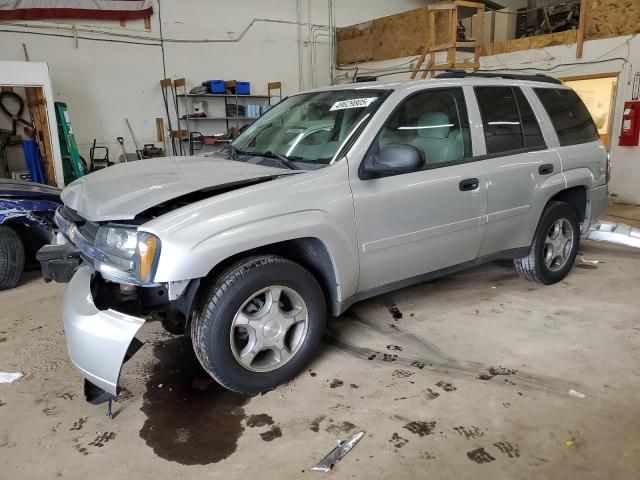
[362,144,425,179]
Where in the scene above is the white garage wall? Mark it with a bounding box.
[0,0,428,164]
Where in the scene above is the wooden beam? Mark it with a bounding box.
[474,6,484,67]
[428,4,456,11]
[453,0,485,9]
[447,7,458,66]
[576,0,587,58]
[410,51,427,79]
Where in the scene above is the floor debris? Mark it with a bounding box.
[310,431,365,473]
[0,372,23,383]
[569,389,586,399]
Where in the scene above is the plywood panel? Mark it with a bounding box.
[335,0,637,65]
[585,0,640,39]
[336,7,449,65]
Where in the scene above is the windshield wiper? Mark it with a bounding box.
[261,151,299,170]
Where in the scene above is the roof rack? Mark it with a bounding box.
[435,69,562,85]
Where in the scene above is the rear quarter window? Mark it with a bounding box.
[534,88,599,146]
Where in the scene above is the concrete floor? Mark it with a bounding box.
[1,207,640,479]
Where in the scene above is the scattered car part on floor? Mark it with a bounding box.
[586,221,640,249]
[0,179,60,290]
[310,431,365,473]
[0,371,23,383]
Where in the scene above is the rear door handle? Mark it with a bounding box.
[539,164,554,175]
[459,178,479,191]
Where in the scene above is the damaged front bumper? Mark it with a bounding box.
[64,264,144,396]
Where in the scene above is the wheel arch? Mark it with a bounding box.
[184,237,343,323]
[548,185,587,223]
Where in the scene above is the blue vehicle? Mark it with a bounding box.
[0,179,60,290]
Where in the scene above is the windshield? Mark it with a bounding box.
[231,89,387,168]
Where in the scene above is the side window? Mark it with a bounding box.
[514,88,545,148]
[475,87,523,154]
[375,87,471,168]
[534,88,599,146]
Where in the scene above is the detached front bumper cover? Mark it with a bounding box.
[64,265,145,396]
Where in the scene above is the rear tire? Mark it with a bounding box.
[515,201,579,285]
[0,225,25,290]
[191,255,326,394]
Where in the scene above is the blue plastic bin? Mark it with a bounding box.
[203,80,226,94]
[21,139,46,184]
[236,81,251,95]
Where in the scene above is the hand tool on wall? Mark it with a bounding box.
[125,118,144,160]
[116,137,129,163]
[160,79,177,156]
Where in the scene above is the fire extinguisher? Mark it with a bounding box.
[619,101,640,147]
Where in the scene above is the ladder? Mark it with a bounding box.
[411,0,484,80]
[54,102,85,183]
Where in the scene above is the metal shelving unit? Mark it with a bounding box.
[174,80,282,155]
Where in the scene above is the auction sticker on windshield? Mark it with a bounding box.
[330,97,378,111]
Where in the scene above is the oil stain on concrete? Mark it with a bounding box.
[139,337,251,465]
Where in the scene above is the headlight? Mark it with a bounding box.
[95,226,138,259]
[95,225,161,283]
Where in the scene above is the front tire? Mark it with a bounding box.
[515,201,580,285]
[0,225,25,290]
[191,255,326,394]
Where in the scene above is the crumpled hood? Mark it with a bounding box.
[61,155,295,221]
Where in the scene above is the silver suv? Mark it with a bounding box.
[39,71,609,402]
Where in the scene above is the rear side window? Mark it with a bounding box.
[534,88,599,146]
[475,86,546,155]
[475,87,522,154]
[514,88,545,148]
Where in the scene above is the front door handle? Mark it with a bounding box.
[459,178,479,191]
[539,164,554,175]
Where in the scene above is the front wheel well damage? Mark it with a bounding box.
[184,238,339,331]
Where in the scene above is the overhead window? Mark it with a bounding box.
[534,88,599,146]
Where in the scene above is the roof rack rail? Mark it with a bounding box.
[435,69,562,85]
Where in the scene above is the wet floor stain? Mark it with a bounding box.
[139,337,252,465]
[477,366,517,381]
[435,380,457,392]
[246,414,274,428]
[467,447,496,464]
[330,379,344,388]
[309,415,326,432]
[388,304,403,320]
[260,425,282,442]
[403,421,436,437]
[326,420,357,435]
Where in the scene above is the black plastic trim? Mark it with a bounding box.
[436,69,562,85]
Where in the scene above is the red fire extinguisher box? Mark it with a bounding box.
[619,101,640,147]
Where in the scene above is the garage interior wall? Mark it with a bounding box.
[0,0,426,166]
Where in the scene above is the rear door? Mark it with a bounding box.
[470,85,563,256]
